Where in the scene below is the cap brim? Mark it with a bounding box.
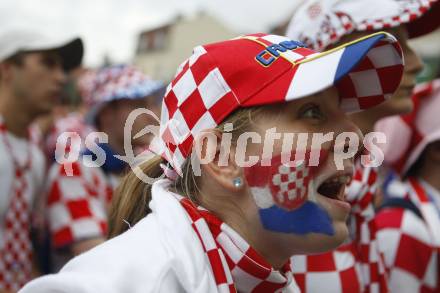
[56,38,84,71]
[24,37,84,71]
[242,32,404,113]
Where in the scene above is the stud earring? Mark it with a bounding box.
[233,177,243,188]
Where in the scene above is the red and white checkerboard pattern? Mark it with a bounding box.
[289,163,389,293]
[375,178,440,292]
[291,243,363,293]
[348,165,389,293]
[271,163,310,210]
[357,0,435,32]
[336,40,403,113]
[287,0,438,51]
[78,65,163,106]
[297,11,354,51]
[375,79,440,175]
[0,170,33,292]
[0,120,37,291]
[178,196,299,292]
[151,45,240,173]
[244,151,325,211]
[47,160,113,248]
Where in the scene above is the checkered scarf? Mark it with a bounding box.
[176,195,297,292]
[0,119,33,291]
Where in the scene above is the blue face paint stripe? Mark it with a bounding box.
[334,33,385,82]
[258,202,334,236]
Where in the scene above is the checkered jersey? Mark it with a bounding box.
[177,196,300,292]
[290,162,388,292]
[375,178,440,292]
[291,243,362,293]
[46,160,114,249]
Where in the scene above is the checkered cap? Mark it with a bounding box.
[150,32,404,173]
[78,65,164,124]
[286,0,439,51]
[375,79,440,175]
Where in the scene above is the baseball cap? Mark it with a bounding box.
[376,79,440,175]
[78,65,164,125]
[150,32,404,173]
[0,27,83,71]
[286,0,440,50]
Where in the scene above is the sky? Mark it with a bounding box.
[0,0,303,66]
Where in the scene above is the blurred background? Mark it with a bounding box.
[1,0,438,82]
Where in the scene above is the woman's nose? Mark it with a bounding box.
[405,45,423,76]
[331,114,364,155]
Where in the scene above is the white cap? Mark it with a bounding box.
[0,27,83,71]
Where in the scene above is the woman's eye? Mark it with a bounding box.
[300,105,324,120]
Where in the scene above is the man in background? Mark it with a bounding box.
[0,27,83,292]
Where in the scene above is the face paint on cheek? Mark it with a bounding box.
[244,150,334,236]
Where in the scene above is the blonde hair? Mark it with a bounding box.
[108,107,265,238]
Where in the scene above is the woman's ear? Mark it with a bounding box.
[192,129,244,193]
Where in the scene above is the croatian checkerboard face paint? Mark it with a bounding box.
[244,150,334,236]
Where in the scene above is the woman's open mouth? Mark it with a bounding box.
[317,174,351,201]
[315,172,353,214]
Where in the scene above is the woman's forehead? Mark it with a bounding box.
[287,87,339,108]
[254,87,340,123]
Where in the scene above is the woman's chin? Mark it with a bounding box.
[298,222,349,254]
